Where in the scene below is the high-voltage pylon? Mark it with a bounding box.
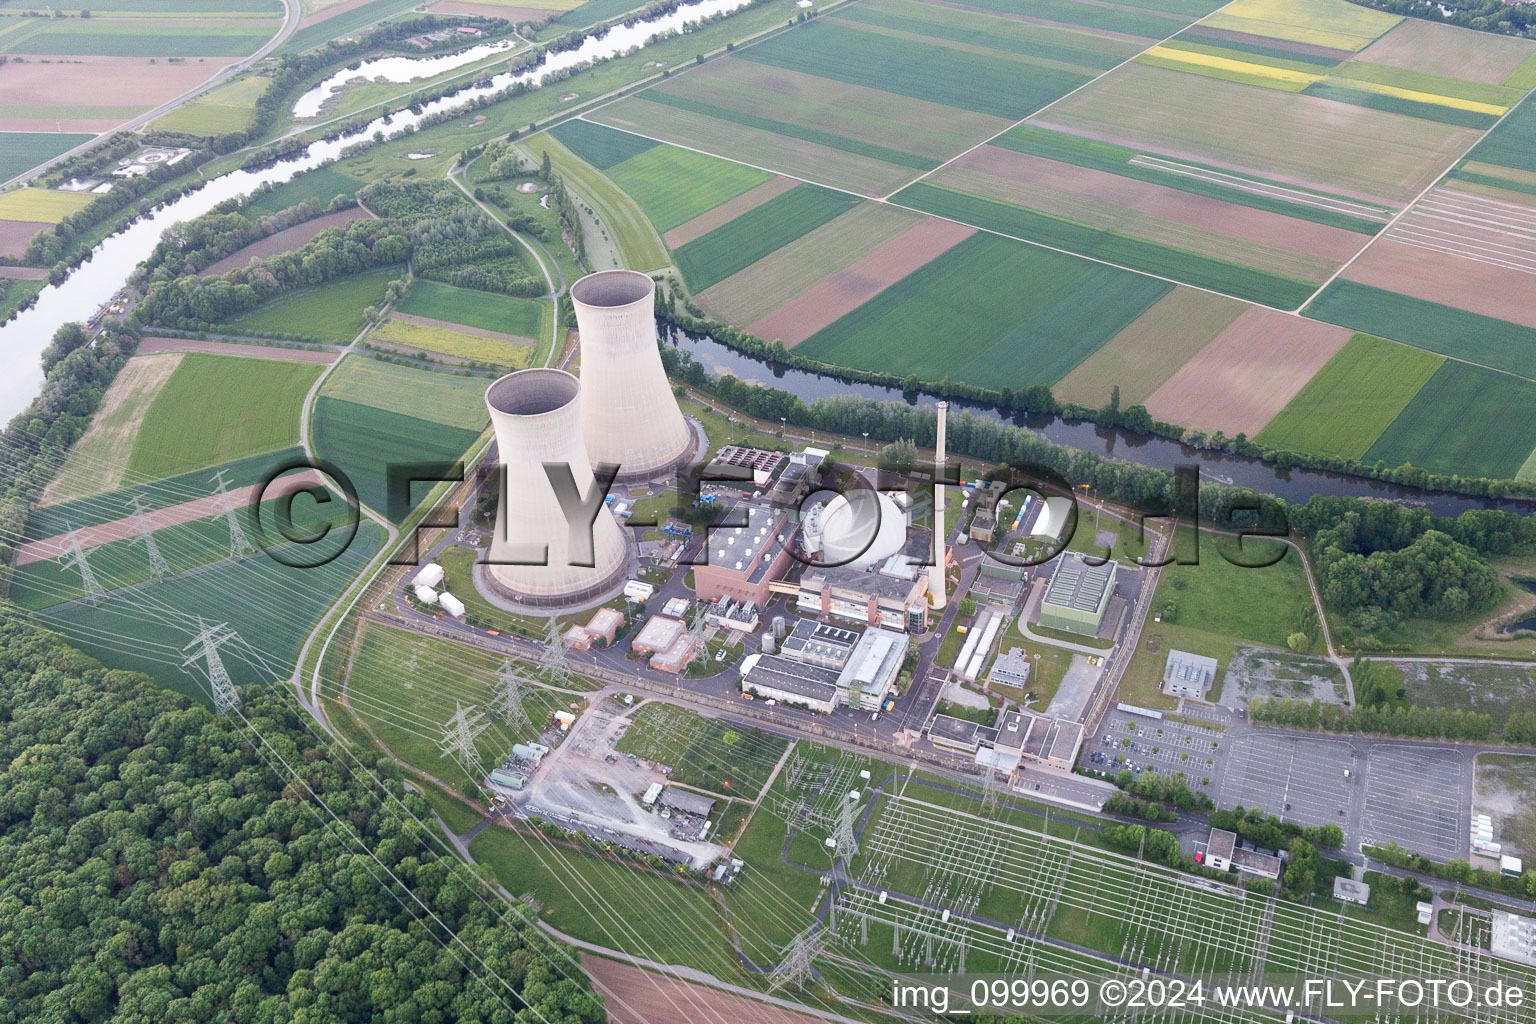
[56,525,106,605]
[128,495,169,579]
[538,615,571,688]
[439,701,490,778]
[182,619,242,715]
[489,659,529,728]
[830,793,860,861]
[980,764,1000,818]
[768,925,822,993]
[210,468,254,558]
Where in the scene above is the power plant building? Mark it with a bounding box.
[692,500,797,610]
[571,270,693,482]
[836,627,907,710]
[779,619,859,669]
[483,369,630,606]
[1163,649,1218,698]
[1038,552,1117,636]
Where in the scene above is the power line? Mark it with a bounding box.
[182,618,243,715]
[56,524,106,605]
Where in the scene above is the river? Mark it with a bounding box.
[666,329,1529,517]
[292,37,519,120]
[0,0,753,424]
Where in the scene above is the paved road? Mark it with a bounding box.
[1,0,303,191]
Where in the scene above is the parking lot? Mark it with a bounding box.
[1082,707,1226,793]
[1362,744,1469,862]
[1218,732,1359,831]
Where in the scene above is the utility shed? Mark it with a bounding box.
[657,787,716,818]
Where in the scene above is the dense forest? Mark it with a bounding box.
[0,610,606,1024]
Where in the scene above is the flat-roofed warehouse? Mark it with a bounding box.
[657,787,716,818]
[1038,552,1117,636]
[1163,649,1218,699]
[1493,911,1536,967]
[740,653,840,713]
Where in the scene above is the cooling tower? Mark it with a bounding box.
[572,270,692,481]
[484,369,630,606]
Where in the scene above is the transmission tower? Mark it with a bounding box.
[439,701,490,778]
[210,468,254,558]
[538,616,571,688]
[768,925,822,993]
[127,495,170,579]
[56,526,106,605]
[182,619,241,715]
[980,763,1000,818]
[830,792,860,860]
[489,659,529,728]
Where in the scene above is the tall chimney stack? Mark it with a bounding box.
[929,401,948,610]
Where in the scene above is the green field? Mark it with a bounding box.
[584,130,776,233]
[39,520,383,703]
[317,354,489,429]
[312,398,483,520]
[525,133,670,272]
[2,22,277,58]
[1362,361,1536,480]
[222,265,398,342]
[1254,334,1443,460]
[1299,81,1497,129]
[395,279,544,337]
[0,132,97,182]
[797,231,1171,387]
[673,185,858,292]
[739,19,1087,120]
[278,0,422,53]
[0,187,96,222]
[1465,92,1536,173]
[895,181,1318,307]
[836,0,1134,71]
[964,0,1218,37]
[243,167,361,216]
[371,317,532,366]
[151,75,270,135]
[1305,280,1536,379]
[125,353,320,481]
[547,118,657,169]
[614,702,789,797]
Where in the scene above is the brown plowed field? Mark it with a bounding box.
[946,145,1365,268]
[663,176,798,248]
[584,957,827,1024]
[0,55,234,112]
[200,208,373,275]
[1357,19,1536,85]
[137,337,341,363]
[0,265,48,280]
[748,217,974,346]
[1054,286,1248,407]
[1144,306,1350,436]
[0,220,48,258]
[1343,240,1536,329]
[1191,25,1355,62]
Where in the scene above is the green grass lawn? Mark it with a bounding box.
[615,702,789,798]
[525,132,671,273]
[1116,536,1317,709]
[223,265,399,342]
[125,353,320,481]
[1254,334,1444,460]
[395,278,545,337]
[244,167,362,216]
[797,230,1171,388]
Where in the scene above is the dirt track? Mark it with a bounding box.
[137,337,341,363]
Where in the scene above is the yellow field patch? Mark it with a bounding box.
[0,188,95,222]
[1142,45,1321,86]
[1334,78,1507,116]
[1204,0,1401,52]
[370,317,533,367]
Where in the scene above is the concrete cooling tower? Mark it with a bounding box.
[484,369,630,606]
[571,270,692,482]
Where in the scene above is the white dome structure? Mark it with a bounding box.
[803,490,908,570]
[484,369,630,606]
[572,270,692,482]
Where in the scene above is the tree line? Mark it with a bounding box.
[1248,694,1503,742]
[1343,0,1536,36]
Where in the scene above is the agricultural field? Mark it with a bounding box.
[1358,18,1536,85]
[1053,287,1246,408]
[0,187,95,221]
[672,184,858,292]
[1361,361,1536,480]
[150,75,270,135]
[525,130,669,273]
[1200,0,1401,52]
[39,518,384,703]
[0,18,279,58]
[395,278,545,337]
[1117,537,1317,709]
[795,232,1173,389]
[124,352,321,481]
[243,167,361,216]
[614,702,788,797]
[312,355,489,519]
[0,132,97,180]
[1253,333,1443,460]
[221,265,399,342]
[587,0,1179,195]
[280,0,423,53]
[369,315,534,366]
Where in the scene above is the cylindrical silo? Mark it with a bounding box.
[572,270,692,482]
[484,369,630,606]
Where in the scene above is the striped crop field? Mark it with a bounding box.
[1253,333,1444,460]
[1363,361,1536,480]
[673,185,859,292]
[1199,0,1401,53]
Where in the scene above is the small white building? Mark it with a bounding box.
[438,591,466,619]
[624,579,655,602]
[1417,902,1434,926]
[1502,854,1524,877]
[413,563,444,588]
[413,584,439,605]
[642,782,663,807]
[662,596,690,618]
[1333,877,1371,906]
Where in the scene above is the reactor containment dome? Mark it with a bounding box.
[484,369,630,607]
[802,490,908,570]
[571,270,692,482]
